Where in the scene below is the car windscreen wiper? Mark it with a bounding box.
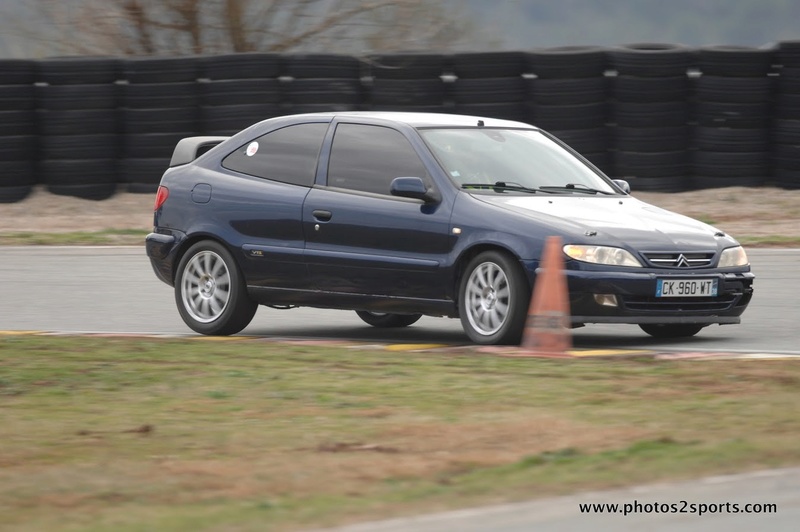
[461,181,555,194]
[538,183,615,195]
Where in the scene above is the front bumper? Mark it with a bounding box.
[523,262,754,325]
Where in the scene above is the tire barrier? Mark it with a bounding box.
[691,46,773,189]
[528,46,610,174]
[199,78,282,136]
[453,76,528,122]
[527,46,607,79]
[121,57,201,194]
[0,59,36,202]
[281,54,364,118]
[450,52,528,125]
[366,53,448,114]
[607,43,693,191]
[36,57,121,200]
[2,43,800,202]
[608,43,693,78]
[773,41,800,189]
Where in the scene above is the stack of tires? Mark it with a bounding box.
[366,53,447,112]
[692,45,775,189]
[451,52,527,122]
[607,43,693,191]
[282,54,363,114]
[0,59,37,203]
[36,57,120,200]
[121,56,201,193]
[526,46,609,173]
[200,53,282,137]
[772,41,800,189]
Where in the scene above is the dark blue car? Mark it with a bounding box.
[145,112,754,344]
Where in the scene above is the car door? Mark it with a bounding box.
[303,121,454,300]
[219,121,329,289]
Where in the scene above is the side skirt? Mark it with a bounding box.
[246,286,457,318]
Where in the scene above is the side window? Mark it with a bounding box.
[222,123,328,187]
[327,123,428,195]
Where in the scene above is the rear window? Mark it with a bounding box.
[223,123,328,187]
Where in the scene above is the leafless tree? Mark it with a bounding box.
[25,0,484,56]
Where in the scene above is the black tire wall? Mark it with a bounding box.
[0,59,37,202]
[35,57,121,200]
[1,43,799,203]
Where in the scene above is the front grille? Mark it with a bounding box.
[624,294,738,312]
[642,252,715,269]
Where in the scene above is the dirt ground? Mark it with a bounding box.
[1,185,799,240]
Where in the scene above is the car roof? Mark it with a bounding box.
[273,111,538,130]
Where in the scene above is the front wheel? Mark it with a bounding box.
[458,251,529,345]
[639,324,705,338]
[355,311,422,328]
[174,240,257,335]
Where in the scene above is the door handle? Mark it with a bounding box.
[312,209,332,222]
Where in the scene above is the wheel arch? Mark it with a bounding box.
[171,232,238,284]
[452,243,531,308]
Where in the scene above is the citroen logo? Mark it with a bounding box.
[675,254,691,268]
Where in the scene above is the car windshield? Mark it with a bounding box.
[420,128,618,195]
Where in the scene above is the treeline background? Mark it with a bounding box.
[1,0,798,58]
[0,1,799,203]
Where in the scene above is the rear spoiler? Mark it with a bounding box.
[169,136,229,167]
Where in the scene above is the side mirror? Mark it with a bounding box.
[390,177,440,203]
[612,179,631,194]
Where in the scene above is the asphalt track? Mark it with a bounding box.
[1,247,798,358]
[2,246,799,530]
[316,467,800,532]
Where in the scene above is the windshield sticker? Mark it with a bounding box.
[246,142,259,157]
[451,170,461,177]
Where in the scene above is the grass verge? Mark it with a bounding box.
[737,235,800,247]
[0,230,148,246]
[2,335,800,531]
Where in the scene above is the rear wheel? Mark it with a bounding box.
[639,324,705,338]
[458,251,529,345]
[355,311,422,328]
[175,240,257,335]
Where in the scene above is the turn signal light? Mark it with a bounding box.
[154,185,169,211]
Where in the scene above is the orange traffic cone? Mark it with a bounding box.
[520,235,572,356]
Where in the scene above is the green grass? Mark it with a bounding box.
[2,335,800,531]
[737,235,800,247]
[0,229,147,246]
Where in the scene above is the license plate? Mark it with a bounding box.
[656,279,718,298]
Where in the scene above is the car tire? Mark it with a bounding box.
[355,311,422,328]
[201,53,282,80]
[37,57,120,85]
[696,45,773,77]
[608,43,693,77]
[123,56,199,84]
[0,59,35,85]
[458,251,529,345]
[639,324,705,338]
[367,53,447,79]
[175,240,257,336]
[452,52,525,79]
[529,77,608,105]
[283,54,362,79]
[526,46,607,79]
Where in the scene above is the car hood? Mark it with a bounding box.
[476,194,731,250]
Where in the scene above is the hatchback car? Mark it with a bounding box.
[145,112,754,345]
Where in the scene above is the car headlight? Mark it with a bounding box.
[563,245,643,267]
[718,246,749,268]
